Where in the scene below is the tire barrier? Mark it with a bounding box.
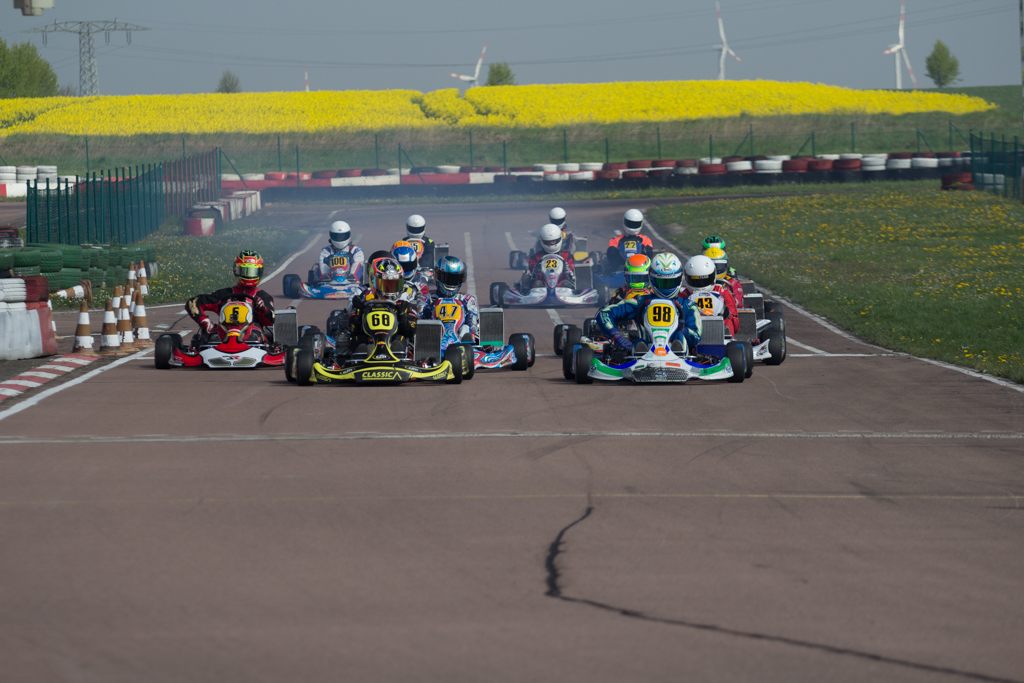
[699,157,723,165]
[494,174,518,183]
[808,159,833,171]
[782,159,808,173]
[0,277,57,360]
[726,160,754,173]
[653,160,676,168]
[888,152,913,160]
[621,170,647,179]
[311,171,337,179]
[265,172,287,180]
[362,168,388,176]
[911,157,939,169]
[533,164,557,172]
[886,158,912,170]
[648,169,673,177]
[833,159,862,171]
[336,169,361,177]
[674,166,699,175]
[627,160,652,169]
[595,170,620,179]
[579,162,604,171]
[699,163,727,175]
[605,162,628,170]
[460,166,485,173]
[754,159,783,173]
[556,163,580,172]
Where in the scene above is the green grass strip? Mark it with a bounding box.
[649,188,1024,384]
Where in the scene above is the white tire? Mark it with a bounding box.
[556,163,580,172]
[568,171,594,180]
[754,159,782,171]
[911,157,939,168]
[766,155,791,161]
[726,160,753,172]
[544,172,570,181]
[839,153,863,160]
[817,154,841,161]
[675,166,699,175]
[886,159,912,170]
[699,157,722,165]
[579,162,604,171]
[534,164,557,172]
[242,173,265,181]
[437,165,461,174]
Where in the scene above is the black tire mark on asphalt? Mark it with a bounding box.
[543,507,1021,683]
[258,395,303,428]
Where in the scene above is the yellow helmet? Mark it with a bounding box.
[703,246,729,277]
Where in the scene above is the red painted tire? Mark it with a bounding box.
[627,160,652,169]
[460,166,485,173]
[914,152,935,159]
[265,172,287,180]
[889,152,913,160]
[944,182,974,191]
[648,168,672,177]
[808,159,833,171]
[362,168,387,176]
[605,162,628,170]
[595,170,619,179]
[833,159,862,170]
[484,166,505,172]
[942,173,973,186]
[722,156,744,163]
[493,174,517,183]
[622,170,647,178]
[336,169,361,178]
[675,159,697,167]
[936,151,961,159]
[653,159,675,168]
[699,164,727,174]
[745,155,768,162]
[509,166,534,172]
[312,170,337,179]
[782,159,809,172]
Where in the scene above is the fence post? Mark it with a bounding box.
[277,135,282,172]
[56,175,63,244]
[469,130,474,167]
[851,122,855,153]
[605,138,609,165]
[502,140,507,174]
[75,177,81,244]
[562,129,568,163]
[709,134,713,161]
[296,145,301,188]
[398,142,402,177]
[85,138,90,175]
[182,137,186,161]
[812,130,816,157]
[749,123,754,157]
[657,127,662,159]
[375,133,379,169]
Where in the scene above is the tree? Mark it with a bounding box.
[216,70,241,94]
[925,40,961,89]
[0,38,58,98]
[485,62,515,87]
[58,83,77,97]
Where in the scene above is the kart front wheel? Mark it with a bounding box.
[444,346,463,384]
[574,345,594,384]
[283,347,296,382]
[743,342,754,378]
[490,282,508,307]
[295,348,315,386]
[764,329,787,366]
[510,334,529,371]
[564,326,582,356]
[725,341,746,384]
[767,310,786,336]
[154,335,175,369]
[526,333,536,367]
[509,250,522,269]
[461,345,475,380]
[282,274,300,299]
[553,324,567,356]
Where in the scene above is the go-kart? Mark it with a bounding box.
[427,298,535,373]
[589,237,651,305]
[736,281,786,369]
[154,297,286,369]
[509,235,596,271]
[560,300,742,384]
[284,299,466,386]
[282,253,362,300]
[490,253,599,308]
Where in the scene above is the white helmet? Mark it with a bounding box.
[549,207,566,228]
[406,214,426,239]
[623,209,644,236]
[684,255,717,292]
[539,223,564,254]
[650,253,683,298]
[329,221,352,249]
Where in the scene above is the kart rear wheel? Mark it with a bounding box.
[510,334,529,371]
[562,342,575,380]
[444,346,463,384]
[154,334,175,369]
[564,326,582,357]
[299,330,323,360]
[526,333,536,367]
[767,310,786,336]
[284,346,297,383]
[743,342,754,378]
[764,329,787,366]
[596,281,610,306]
[283,274,300,299]
[509,250,521,269]
[574,345,594,384]
[553,324,567,356]
[726,341,746,383]
[295,348,315,386]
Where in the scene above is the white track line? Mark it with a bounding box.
[263,234,321,284]
[547,309,565,326]
[787,338,828,355]
[505,231,518,251]
[327,210,341,220]
[643,215,1024,395]
[3,430,1022,446]
[0,349,151,424]
[463,232,476,299]
[613,229,622,235]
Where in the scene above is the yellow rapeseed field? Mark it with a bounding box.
[0,81,993,136]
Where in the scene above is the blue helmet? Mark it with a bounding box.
[434,255,466,297]
[392,243,418,276]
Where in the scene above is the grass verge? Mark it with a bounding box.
[649,188,1024,384]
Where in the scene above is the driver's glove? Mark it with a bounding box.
[198,316,216,334]
[610,331,633,351]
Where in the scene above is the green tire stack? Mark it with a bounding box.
[86,246,107,289]
[0,249,15,271]
[12,248,41,277]
[37,248,64,293]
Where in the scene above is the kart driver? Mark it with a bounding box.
[392,240,431,316]
[317,221,365,283]
[597,252,702,355]
[186,250,275,342]
[605,209,655,272]
[704,246,745,311]
[679,254,739,336]
[429,255,480,342]
[403,214,435,267]
[530,208,576,256]
[521,223,577,291]
[607,254,651,305]
[702,235,736,277]
[348,257,418,352]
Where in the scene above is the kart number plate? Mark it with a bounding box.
[646,303,675,326]
[622,239,640,255]
[544,258,560,270]
[220,303,252,325]
[434,301,464,324]
[329,254,349,269]
[367,311,396,331]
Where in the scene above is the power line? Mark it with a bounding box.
[23,20,149,96]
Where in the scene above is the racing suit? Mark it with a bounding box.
[531,230,577,258]
[401,274,432,318]
[521,249,576,290]
[428,293,480,342]
[597,293,702,353]
[348,291,418,351]
[604,234,654,272]
[402,236,436,270]
[317,243,365,282]
[186,285,275,341]
[717,275,746,312]
[680,284,740,336]
[608,285,650,306]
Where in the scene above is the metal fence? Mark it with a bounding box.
[25,149,219,245]
[970,133,1021,200]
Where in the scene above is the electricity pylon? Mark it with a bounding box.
[23,20,149,96]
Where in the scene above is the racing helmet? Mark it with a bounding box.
[233,250,264,287]
[549,207,566,228]
[623,209,644,236]
[406,214,426,239]
[702,234,726,252]
[704,246,729,276]
[392,241,419,276]
[434,255,467,297]
[649,253,683,298]
[329,221,352,250]
[371,257,405,300]
[539,223,564,254]
[684,255,717,292]
[623,254,651,291]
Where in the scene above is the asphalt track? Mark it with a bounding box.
[1,199,1022,682]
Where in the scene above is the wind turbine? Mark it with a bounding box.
[448,43,487,88]
[882,0,917,89]
[714,0,741,80]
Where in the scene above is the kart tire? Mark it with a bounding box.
[526,333,537,367]
[154,334,175,369]
[295,348,315,386]
[767,310,786,336]
[444,346,463,384]
[490,282,508,307]
[168,333,183,350]
[596,281,610,307]
[743,341,754,378]
[583,318,599,338]
[510,334,529,371]
[564,326,582,364]
[726,341,746,383]
[764,329,787,366]
[553,324,567,356]
[283,274,300,299]
[461,345,475,380]
[509,250,520,269]
[284,346,297,383]
[574,345,594,384]
[562,341,575,380]
[299,330,323,360]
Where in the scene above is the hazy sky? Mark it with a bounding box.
[2,0,1019,95]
